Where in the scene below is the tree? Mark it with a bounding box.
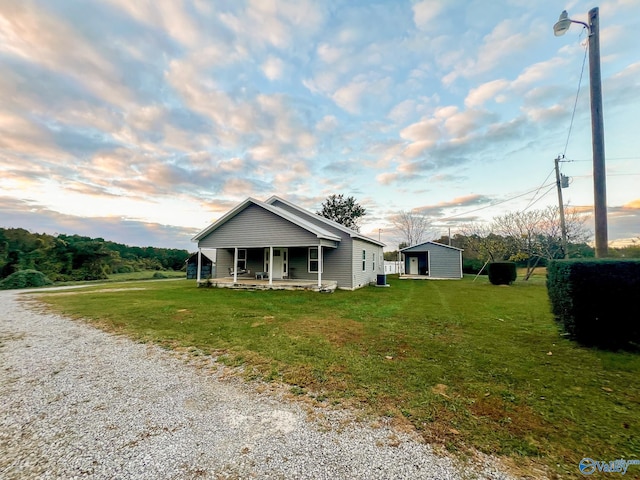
[0,227,189,281]
[317,194,366,232]
[458,223,511,264]
[391,210,434,247]
[492,206,591,280]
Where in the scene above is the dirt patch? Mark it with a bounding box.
[293,315,364,347]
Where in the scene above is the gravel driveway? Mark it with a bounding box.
[0,288,518,479]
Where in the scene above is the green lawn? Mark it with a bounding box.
[34,275,640,479]
[50,270,185,286]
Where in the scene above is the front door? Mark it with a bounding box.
[409,256,418,275]
[265,248,288,279]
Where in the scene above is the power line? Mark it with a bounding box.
[570,173,640,178]
[524,184,556,210]
[439,182,556,221]
[522,167,556,212]
[563,41,589,157]
[565,157,640,162]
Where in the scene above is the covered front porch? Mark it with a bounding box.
[194,242,338,290]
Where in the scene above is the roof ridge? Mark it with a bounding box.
[192,197,341,242]
[265,195,385,247]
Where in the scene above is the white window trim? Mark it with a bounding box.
[308,247,322,273]
[237,248,247,270]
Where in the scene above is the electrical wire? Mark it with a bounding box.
[438,182,556,221]
[522,167,556,212]
[563,40,589,157]
[523,184,556,209]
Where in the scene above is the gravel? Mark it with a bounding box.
[0,288,520,479]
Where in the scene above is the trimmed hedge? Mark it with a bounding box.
[0,269,54,290]
[547,259,640,349]
[488,262,517,285]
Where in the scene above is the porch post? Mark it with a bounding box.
[196,248,202,283]
[233,247,238,283]
[269,246,274,286]
[318,243,322,287]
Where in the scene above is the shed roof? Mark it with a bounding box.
[400,241,463,252]
[185,251,214,264]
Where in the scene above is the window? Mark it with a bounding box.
[362,250,366,271]
[237,249,247,270]
[373,253,376,271]
[308,247,321,273]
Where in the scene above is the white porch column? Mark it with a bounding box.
[317,243,322,287]
[196,248,202,283]
[233,247,238,283]
[269,246,273,286]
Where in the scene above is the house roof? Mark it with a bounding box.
[185,251,214,263]
[191,197,342,243]
[264,195,386,247]
[400,241,463,252]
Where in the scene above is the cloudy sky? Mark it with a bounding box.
[1,0,638,251]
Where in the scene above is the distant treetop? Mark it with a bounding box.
[317,194,366,232]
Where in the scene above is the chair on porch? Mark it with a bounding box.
[229,267,249,277]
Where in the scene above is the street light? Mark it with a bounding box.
[553,8,608,258]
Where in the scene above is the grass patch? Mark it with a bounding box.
[34,275,640,478]
[49,270,185,287]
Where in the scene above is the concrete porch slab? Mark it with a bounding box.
[197,277,338,293]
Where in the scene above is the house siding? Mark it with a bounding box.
[215,248,233,278]
[269,200,359,289]
[429,247,462,278]
[352,239,384,288]
[199,204,320,249]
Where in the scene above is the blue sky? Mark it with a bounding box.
[1,0,638,251]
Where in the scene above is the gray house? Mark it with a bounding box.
[400,241,463,279]
[191,196,385,290]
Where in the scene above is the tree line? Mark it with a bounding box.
[0,228,189,282]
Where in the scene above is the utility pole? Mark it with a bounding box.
[553,7,608,257]
[555,156,569,259]
[587,7,608,258]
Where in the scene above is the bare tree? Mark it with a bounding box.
[457,222,511,263]
[391,210,434,247]
[492,206,591,280]
[537,205,591,259]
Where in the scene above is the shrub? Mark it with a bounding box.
[488,262,517,285]
[547,259,640,349]
[152,272,167,279]
[114,265,135,274]
[0,269,54,290]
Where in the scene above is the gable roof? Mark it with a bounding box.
[264,195,385,247]
[191,197,342,243]
[185,251,214,264]
[400,241,463,252]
